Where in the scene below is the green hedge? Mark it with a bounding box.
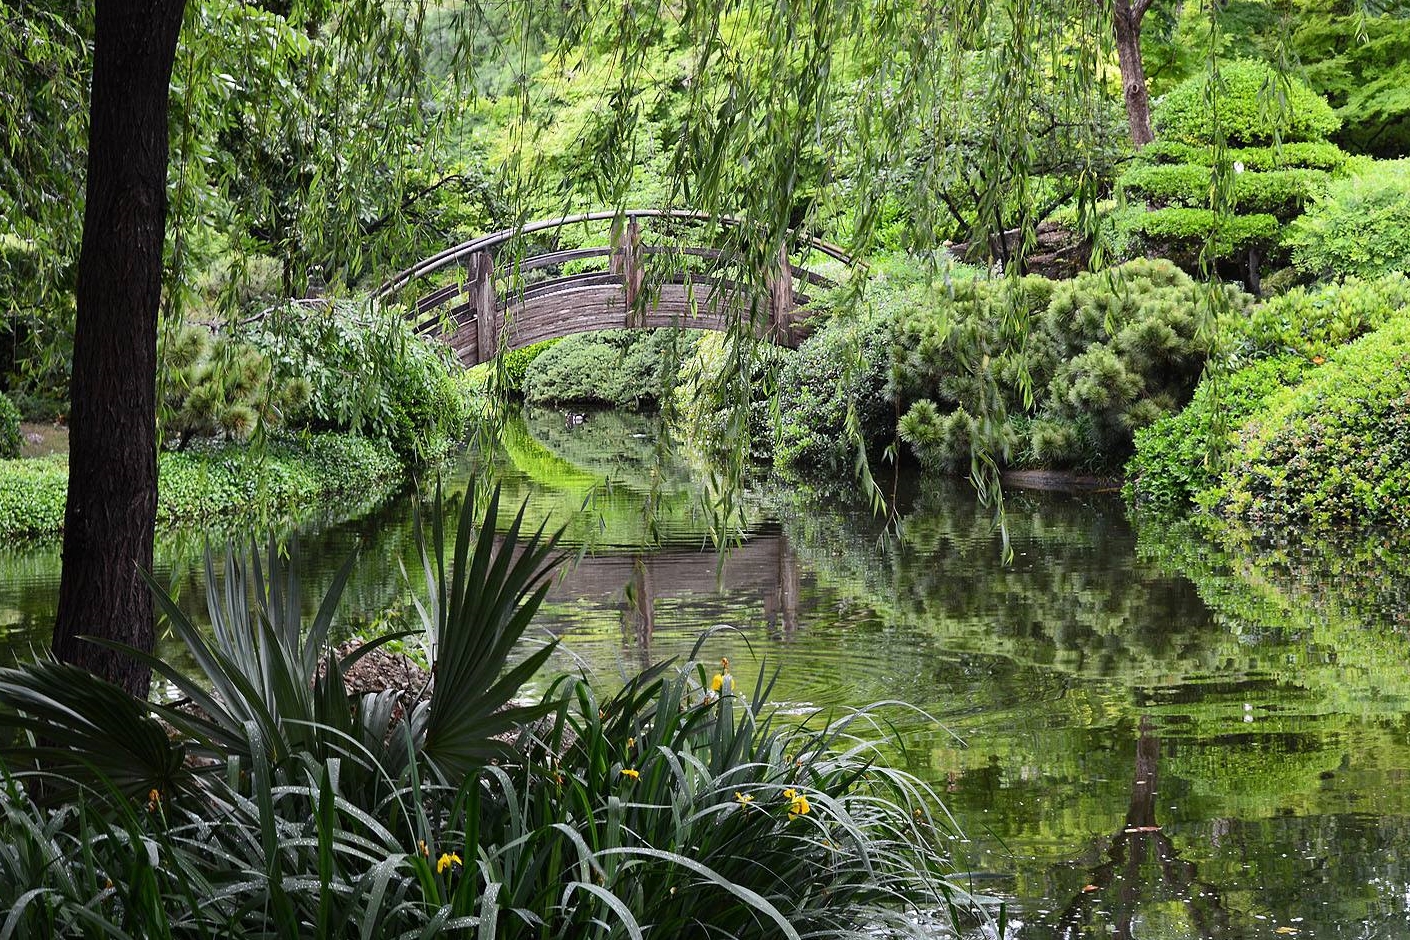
[1124,208,1280,257]
[1137,140,1349,173]
[523,329,698,409]
[1127,275,1410,515]
[1120,164,1328,216]
[0,433,403,539]
[0,393,20,459]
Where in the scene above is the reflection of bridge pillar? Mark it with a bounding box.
[611,217,645,327]
[623,556,655,652]
[765,536,801,639]
[470,249,498,364]
[767,242,795,345]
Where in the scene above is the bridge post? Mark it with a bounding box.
[766,242,794,345]
[612,216,644,327]
[470,249,497,364]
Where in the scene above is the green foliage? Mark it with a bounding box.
[0,434,402,539]
[0,493,963,938]
[775,316,893,478]
[1217,313,1410,527]
[1136,140,1350,173]
[1129,275,1410,513]
[673,333,788,466]
[158,323,309,447]
[891,259,1248,472]
[255,302,469,463]
[0,454,67,538]
[498,338,562,395]
[1119,164,1327,217]
[1122,208,1280,259]
[1154,59,1341,147]
[1125,356,1308,511]
[1292,13,1410,158]
[523,329,697,409]
[1284,159,1410,279]
[0,392,19,459]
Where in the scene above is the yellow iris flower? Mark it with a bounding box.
[784,787,811,820]
[621,768,640,780]
[436,852,462,874]
[734,791,754,805]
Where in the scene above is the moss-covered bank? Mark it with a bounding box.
[0,433,403,539]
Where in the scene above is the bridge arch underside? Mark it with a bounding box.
[382,211,852,368]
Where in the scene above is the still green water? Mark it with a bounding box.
[3,407,1410,938]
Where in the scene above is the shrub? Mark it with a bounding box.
[1125,356,1309,511]
[0,392,20,459]
[891,259,1248,472]
[673,332,785,464]
[1235,273,1410,362]
[1123,208,1280,260]
[0,454,67,537]
[255,302,469,463]
[0,434,403,538]
[1154,59,1341,146]
[1137,140,1349,173]
[499,338,561,394]
[1126,274,1410,512]
[1284,159,1410,280]
[775,316,893,478]
[1217,313,1410,527]
[159,323,310,448]
[523,329,698,409]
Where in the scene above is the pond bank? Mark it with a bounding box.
[0,432,404,539]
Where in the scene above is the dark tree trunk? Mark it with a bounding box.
[53,0,187,699]
[1112,0,1155,149]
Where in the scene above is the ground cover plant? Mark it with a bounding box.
[0,488,971,937]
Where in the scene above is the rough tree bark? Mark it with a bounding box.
[52,0,188,698]
[1112,0,1155,149]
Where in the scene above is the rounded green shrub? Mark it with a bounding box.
[0,454,66,537]
[1125,356,1309,511]
[1123,208,1280,260]
[0,392,21,459]
[775,316,893,478]
[1284,159,1410,280]
[1236,273,1410,361]
[1218,313,1410,527]
[1155,59,1341,146]
[523,329,699,409]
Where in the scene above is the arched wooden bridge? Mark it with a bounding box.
[375,210,855,365]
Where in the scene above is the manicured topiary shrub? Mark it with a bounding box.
[1217,314,1410,527]
[0,392,20,459]
[1121,208,1281,262]
[1284,159,1410,280]
[1154,59,1341,147]
[774,316,893,478]
[499,338,561,394]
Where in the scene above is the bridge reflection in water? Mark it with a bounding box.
[535,526,803,665]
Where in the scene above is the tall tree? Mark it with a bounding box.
[1112,0,1155,148]
[52,0,187,697]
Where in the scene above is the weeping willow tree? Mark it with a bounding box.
[3,0,1242,695]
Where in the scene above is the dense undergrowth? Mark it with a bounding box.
[0,490,969,938]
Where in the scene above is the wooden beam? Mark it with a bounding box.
[471,249,497,366]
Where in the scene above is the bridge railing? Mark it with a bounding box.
[375,209,856,365]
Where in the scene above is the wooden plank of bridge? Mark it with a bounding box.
[470,249,497,366]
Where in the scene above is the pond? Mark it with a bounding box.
[4,406,1410,939]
